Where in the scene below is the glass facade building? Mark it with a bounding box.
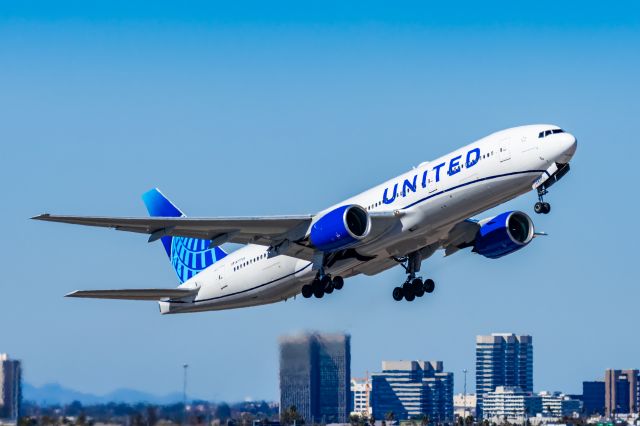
[371,360,453,422]
[604,369,639,416]
[0,354,21,421]
[476,333,533,418]
[582,381,605,416]
[279,333,351,424]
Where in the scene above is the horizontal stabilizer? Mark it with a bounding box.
[65,288,197,301]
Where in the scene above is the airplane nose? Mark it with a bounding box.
[559,132,577,162]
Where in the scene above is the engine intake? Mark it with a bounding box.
[310,205,370,252]
[473,211,535,259]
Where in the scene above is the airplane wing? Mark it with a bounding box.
[32,213,314,246]
[32,212,403,261]
[65,288,197,300]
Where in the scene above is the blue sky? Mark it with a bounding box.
[1,1,639,402]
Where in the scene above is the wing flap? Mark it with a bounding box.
[65,288,198,301]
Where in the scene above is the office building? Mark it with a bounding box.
[583,381,605,416]
[539,391,582,417]
[476,333,533,417]
[453,393,477,418]
[279,333,350,424]
[371,360,453,422]
[0,354,21,421]
[604,369,639,416]
[482,386,541,421]
[351,376,372,416]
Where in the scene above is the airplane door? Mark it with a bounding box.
[499,139,511,162]
[427,175,437,193]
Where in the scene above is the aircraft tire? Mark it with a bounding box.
[543,202,551,214]
[534,202,544,214]
[392,287,403,301]
[313,287,324,298]
[301,285,313,298]
[402,282,414,299]
[424,278,435,293]
[412,278,424,297]
[324,281,334,294]
[332,276,344,290]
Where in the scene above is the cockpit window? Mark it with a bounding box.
[538,129,565,138]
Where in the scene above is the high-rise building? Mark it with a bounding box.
[351,376,372,416]
[0,354,21,421]
[476,333,533,417]
[604,369,639,416]
[482,386,541,421]
[371,360,453,422]
[279,333,351,424]
[582,381,605,416]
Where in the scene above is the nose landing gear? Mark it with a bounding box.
[534,187,551,214]
[392,252,436,302]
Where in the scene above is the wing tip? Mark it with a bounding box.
[31,213,51,220]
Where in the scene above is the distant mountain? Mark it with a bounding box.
[23,383,186,406]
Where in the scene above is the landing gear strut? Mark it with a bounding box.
[534,187,551,215]
[392,251,436,302]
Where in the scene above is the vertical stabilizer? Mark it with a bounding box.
[141,188,227,283]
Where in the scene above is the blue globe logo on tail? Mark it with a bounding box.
[169,237,227,283]
[142,188,227,283]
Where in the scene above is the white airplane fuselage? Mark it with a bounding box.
[159,124,577,314]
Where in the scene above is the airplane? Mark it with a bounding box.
[32,124,577,314]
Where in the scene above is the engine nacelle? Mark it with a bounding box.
[310,205,371,252]
[473,211,535,259]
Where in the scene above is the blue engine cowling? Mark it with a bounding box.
[310,205,371,252]
[473,211,535,259]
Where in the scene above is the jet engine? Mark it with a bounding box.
[473,211,535,259]
[309,205,370,252]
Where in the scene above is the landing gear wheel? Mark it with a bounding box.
[542,202,551,214]
[312,278,323,298]
[301,285,313,298]
[412,278,425,297]
[313,286,324,298]
[324,280,334,294]
[402,282,415,301]
[534,202,545,214]
[424,278,435,293]
[392,287,404,301]
[332,276,344,290]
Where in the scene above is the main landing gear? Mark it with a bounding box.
[392,252,436,302]
[301,274,345,299]
[534,187,551,215]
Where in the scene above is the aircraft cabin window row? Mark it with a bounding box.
[539,129,564,138]
[233,253,267,271]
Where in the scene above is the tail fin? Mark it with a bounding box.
[142,188,227,283]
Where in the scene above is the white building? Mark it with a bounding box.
[454,393,477,418]
[539,391,583,417]
[482,386,542,421]
[0,354,21,422]
[351,377,372,416]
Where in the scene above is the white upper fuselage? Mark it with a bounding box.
[160,124,577,314]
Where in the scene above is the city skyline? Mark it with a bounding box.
[2,0,640,402]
